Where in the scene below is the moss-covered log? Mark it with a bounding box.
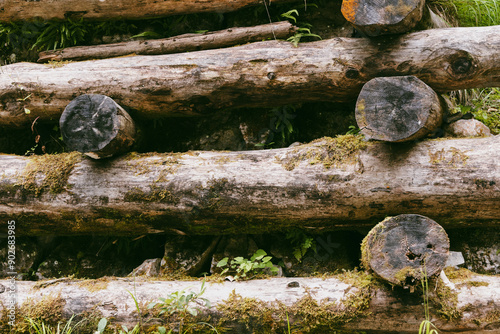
[0,135,499,236]
[2,25,500,127]
[0,0,294,22]
[1,273,499,333]
[37,22,297,63]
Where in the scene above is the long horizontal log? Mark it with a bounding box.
[1,25,499,127]
[0,135,499,236]
[0,0,294,22]
[37,22,297,63]
[1,274,499,333]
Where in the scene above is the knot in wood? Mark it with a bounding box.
[452,57,472,74]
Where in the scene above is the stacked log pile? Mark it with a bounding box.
[0,0,499,332]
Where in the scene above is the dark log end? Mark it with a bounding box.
[342,0,425,36]
[355,75,444,142]
[60,94,136,159]
[361,214,449,289]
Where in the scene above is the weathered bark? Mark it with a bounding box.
[361,214,450,289]
[341,0,425,36]
[0,275,498,333]
[0,0,294,22]
[355,76,444,142]
[60,94,136,159]
[37,22,297,63]
[0,135,499,236]
[1,25,500,127]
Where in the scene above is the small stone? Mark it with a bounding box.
[129,258,161,277]
[287,281,300,288]
[445,251,465,268]
[446,119,491,137]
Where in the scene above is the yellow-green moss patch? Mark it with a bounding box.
[19,152,81,196]
[277,135,368,171]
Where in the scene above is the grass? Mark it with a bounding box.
[431,0,500,26]
[451,87,500,134]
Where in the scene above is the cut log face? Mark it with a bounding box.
[59,94,136,159]
[361,214,450,289]
[355,76,444,142]
[342,0,426,36]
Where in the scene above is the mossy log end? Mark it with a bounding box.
[342,0,426,36]
[1,274,499,333]
[355,76,444,142]
[1,25,500,127]
[0,0,294,21]
[37,22,297,63]
[0,135,499,236]
[361,214,450,289]
[60,94,136,159]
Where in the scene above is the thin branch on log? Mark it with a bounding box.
[0,135,499,236]
[1,275,498,333]
[0,0,294,22]
[1,25,499,127]
[37,22,297,63]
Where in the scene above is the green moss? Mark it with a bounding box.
[124,185,179,204]
[433,283,463,320]
[428,147,469,166]
[18,152,81,196]
[277,135,368,171]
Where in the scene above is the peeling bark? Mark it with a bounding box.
[37,22,297,63]
[0,274,498,333]
[0,0,294,22]
[1,25,500,127]
[0,136,499,236]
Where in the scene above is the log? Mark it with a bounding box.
[59,94,136,159]
[355,76,444,142]
[361,214,450,290]
[341,0,426,36]
[0,0,293,22]
[2,25,500,127]
[0,275,499,333]
[0,135,499,236]
[37,22,297,63]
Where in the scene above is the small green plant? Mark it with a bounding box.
[431,0,500,26]
[95,318,108,334]
[32,18,88,51]
[285,229,316,262]
[26,315,83,334]
[148,280,217,333]
[346,125,361,135]
[217,249,279,280]
[287,27,321,47]
[419,266,439,334]
[257,105,298,148]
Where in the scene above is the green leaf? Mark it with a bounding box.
[251,249,267,261]
[97,318,107,333]
[217,257,228,267]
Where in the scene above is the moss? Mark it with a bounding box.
[201,178,229,211]
[77,277,110,292]
[428,147,469,166]
[444,267,474,280]
[19,152,81,196]
[124,185,179,204]
[433,283,463,320]
[456,280,489,288]
[276,134,368,171]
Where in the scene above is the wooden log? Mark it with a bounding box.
[0,0,293,22]
[37,22,297,63]
[355,76,444,142]
[341,0,426,36]
[59,94,136,159]
[1,274,499,333]
[0,135,499,236]
[2,25,500,127]
[361,214,450,290]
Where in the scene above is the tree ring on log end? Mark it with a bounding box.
[355,75,444,142]
[60,94,136,159]
[361,214,449,289]
[341,0,425,36]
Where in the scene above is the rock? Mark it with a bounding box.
[129,258,161,277]
[445,119,492,137]
[162,236,220,276]
[445,251,465,268]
